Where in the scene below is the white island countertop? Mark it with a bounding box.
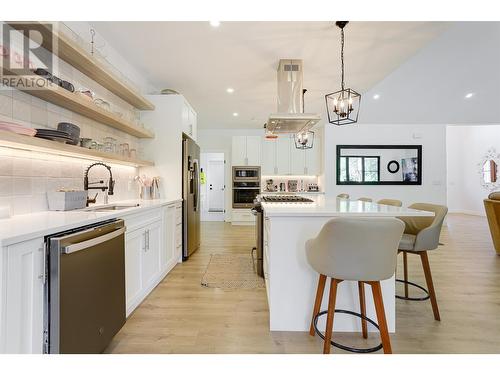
[262,196,434,218]
[0,199,182,247]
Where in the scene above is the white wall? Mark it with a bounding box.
[323,124,447,206]
[446,125,500,216]
[359,22,500,125]
[197,128,264,221]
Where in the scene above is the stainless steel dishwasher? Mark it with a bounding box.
[44,219,126,354]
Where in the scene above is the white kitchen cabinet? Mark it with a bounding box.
[261,137,277,175]
[246,136,261,166]
[181,99,198,141]
[1,238,44,354]
[124,228,144,311]
[175,203,183,262]
[289,137,306,175]
[305,136,321,175]
[276,137,291,174]
[141,220,161,288]
[162,204,177,272]
[232,136,247,166]
[231,136,261,166]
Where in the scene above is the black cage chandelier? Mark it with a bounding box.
[325,21,361,126]
[294,130,314,150]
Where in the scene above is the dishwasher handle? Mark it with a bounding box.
[62,227,126,254]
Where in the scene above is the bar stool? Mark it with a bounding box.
[358,197,373,202]
[377,199,402,207]
[306,218,405,354]
[397,203,448,321]
[337,193,350,199]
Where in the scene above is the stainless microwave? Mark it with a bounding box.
[232,166,261,182]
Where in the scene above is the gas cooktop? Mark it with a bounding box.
[260,195,314,203]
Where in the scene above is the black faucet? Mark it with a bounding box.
[84,162,115,205]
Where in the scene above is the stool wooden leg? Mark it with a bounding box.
[420,251,441,321]
[310,274,327,336]
[370,281,392,354]
[323,278,339,354]
[358,281,368,339]
[403,251,409,298]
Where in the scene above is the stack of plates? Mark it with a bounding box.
[35,129,74,144]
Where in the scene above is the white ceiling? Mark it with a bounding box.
[90,21,450,129]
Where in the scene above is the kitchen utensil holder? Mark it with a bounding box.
[140,186,152,200]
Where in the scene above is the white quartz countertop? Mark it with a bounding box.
[260,191,325,195]
[0,199,182,247]
[262,197,435,218]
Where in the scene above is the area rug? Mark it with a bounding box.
[201,253,265,289]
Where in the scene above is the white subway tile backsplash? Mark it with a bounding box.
[12,99,31,122]
[13,177,33,196]
[0,94,13,118]
[12,157,32,176]
[0,177,13,196]
[12,199,31,215]
[0,156,13,176]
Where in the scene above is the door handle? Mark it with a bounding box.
[62,227,126,254]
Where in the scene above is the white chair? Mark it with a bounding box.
[306,217,405,354]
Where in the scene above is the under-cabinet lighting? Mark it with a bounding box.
[209,21,221,27]
[226,88,234,93]
[465,92,474,99]
[0,142,143,168]
[373,94,380,100]
[233,112,239,117]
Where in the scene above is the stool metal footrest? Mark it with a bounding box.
[395,279,430,301]
[313,309,383,353]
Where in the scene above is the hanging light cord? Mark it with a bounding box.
[340,26,345,91]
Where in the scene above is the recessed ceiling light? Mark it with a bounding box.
[226,88,234,93]
[465,92,474,99]
[233,112,239,117]
[209,21,221,27]
[373,94,380,100]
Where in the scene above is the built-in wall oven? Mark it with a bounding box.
[232,166,261,208]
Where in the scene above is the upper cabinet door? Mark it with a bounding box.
[261,137,277,175]
[305,134,321,175]
[290,136,306,175]
[188,107,197,141]
[246,136,261,166]
[232,136,247,166]
[276,136,290,175]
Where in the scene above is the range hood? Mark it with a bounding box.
[266,59,320,134]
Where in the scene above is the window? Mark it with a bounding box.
[339,156,380,183]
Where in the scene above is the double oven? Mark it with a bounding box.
[232,166,261,208]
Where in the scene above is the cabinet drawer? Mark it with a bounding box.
[124,208,163,232]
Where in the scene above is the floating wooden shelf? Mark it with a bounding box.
[0,130,154,167]
[7,76,155,139]
[8,22,155,111]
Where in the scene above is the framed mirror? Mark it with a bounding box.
[337,145,422,185]
[479,148,500,191]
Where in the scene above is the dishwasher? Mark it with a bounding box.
[44,219,126,354]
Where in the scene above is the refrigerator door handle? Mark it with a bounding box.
[193,159,200,211]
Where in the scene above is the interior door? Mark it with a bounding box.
[207,159,225,212]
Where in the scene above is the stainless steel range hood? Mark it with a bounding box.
[266,59,320,134]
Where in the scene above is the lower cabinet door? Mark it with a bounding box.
[3,238,44,354]
[141,220,162,288]
[164,205,177,271]
[125,228,144,312]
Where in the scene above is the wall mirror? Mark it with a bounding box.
[479,148,500,191]
[337,145,422,185]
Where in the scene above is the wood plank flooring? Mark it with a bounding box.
[105,214,500,354]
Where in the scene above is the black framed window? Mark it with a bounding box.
[339,156,380,183]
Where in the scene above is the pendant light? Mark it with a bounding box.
[325,21,361,126]
[294,130,314,150]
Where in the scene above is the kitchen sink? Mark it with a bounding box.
[83,203,140,212]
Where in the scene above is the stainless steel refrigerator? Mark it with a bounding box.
[182,136,201,259]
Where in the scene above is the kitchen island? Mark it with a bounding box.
[261,197,434,332]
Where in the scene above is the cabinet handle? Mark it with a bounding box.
[146,229,150,250]
[143,231,147,252]
[39,246,46,284]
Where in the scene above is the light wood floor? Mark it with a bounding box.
[105,214,500,354]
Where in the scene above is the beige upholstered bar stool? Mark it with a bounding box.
[377,199,402,207]
[358,197,373,202]
[397,203,448,321]
[306,218,405,354]
[337,193,350,199]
